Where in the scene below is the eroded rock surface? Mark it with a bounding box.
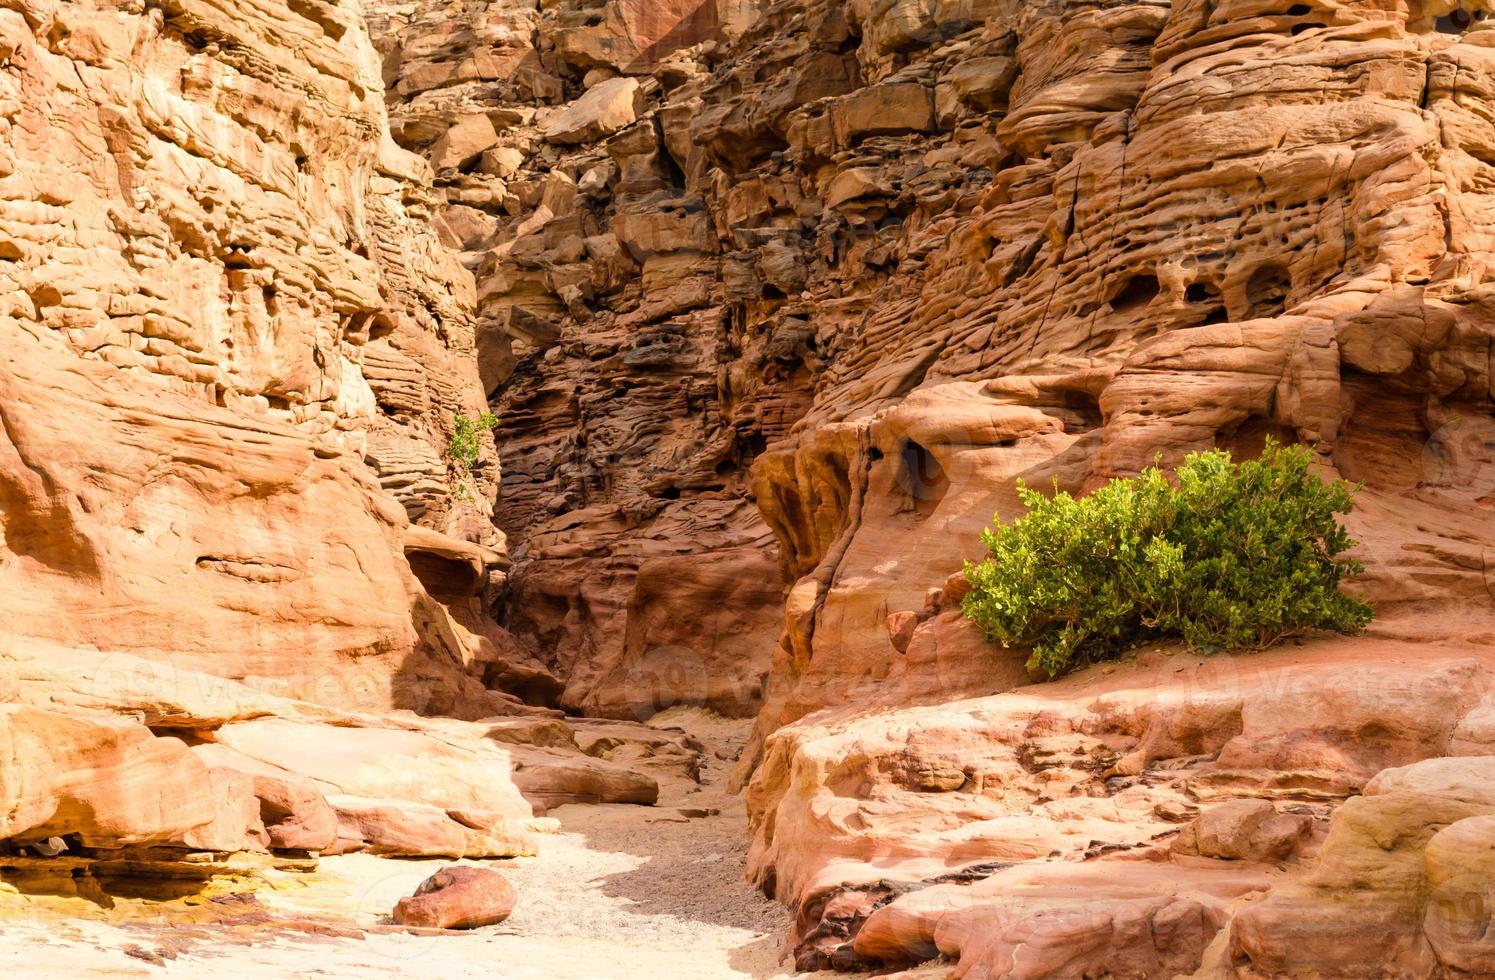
[0,0,564,718]
[6,0,1495,974]
[0,0,666,916]
[365,0,1495,973]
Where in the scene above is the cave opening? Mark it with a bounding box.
[898,439,949,516]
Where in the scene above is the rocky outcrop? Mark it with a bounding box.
[0,0,556,717]
[365,0,795,720]
[368,0,1495,972]
[718,0,1495,958]
[0,633,670,867]
[0,0,669,902]
[746,638,1495,971]
[6,0,1495,973]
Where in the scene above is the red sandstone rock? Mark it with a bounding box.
[1171,799,1313,862]
[393,866,517,930]
[0,707,220,849]
[4,1,1495,977]
[188,744,339,853]
[746,641,1495,969]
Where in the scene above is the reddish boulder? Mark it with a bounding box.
[1172,799,1313,862]
[393,866,517,930]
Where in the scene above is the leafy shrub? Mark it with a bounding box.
[961,440,1373,677]
[447,412,498,498]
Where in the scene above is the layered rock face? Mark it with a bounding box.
[0,0,662,886]
[702,0,1495,973]
[7,0,1495,972]
[367,0,1495,973]
[0,0,528,713]
[366,0,800,720]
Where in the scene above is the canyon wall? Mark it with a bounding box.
[371,0,1495,724]
[370,0,1495,973]
[4,0,1495,973]
[0,0,533,714]
[365,0,792,719]
[0,0,663,881]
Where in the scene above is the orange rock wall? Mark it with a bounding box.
[0,0,508,713]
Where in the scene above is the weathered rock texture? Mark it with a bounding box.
[0,0,674,894]
[392,865,518,929]
[0,0,550,717]
[370,0,1495,973]
[366,0,794,720]
[7,0,1495,973]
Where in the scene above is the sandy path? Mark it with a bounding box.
[0,710,852,979]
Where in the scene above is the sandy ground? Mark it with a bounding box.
[0,710,892,979]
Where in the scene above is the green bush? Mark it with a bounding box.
[961,440,1373,678]
[447,411,498,498]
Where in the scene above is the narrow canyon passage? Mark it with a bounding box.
[6,0,1495,975]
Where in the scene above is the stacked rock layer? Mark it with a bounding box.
[370,0,1495,973]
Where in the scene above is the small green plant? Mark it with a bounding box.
[961,440,1373,678]
[447,411,498,499]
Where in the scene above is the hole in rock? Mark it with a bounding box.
[1287,3,1311,12]
[1109,273,1160,312]
[1334,370,1429,491]
[1246,264,1291,318]
[1036,391,1105,434]
[407,550,482,598]
[29,285,62,309]
[367,314,397,341]
[1290,21,1327,33]
[1218,416,1299,460]
[1004,238,1041,285]
[1437,8,1473,32]
[898,440,949,516]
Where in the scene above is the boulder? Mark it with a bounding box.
[824,167,892,209]
[188,743,338,852]
[1171,799,1312,861]
[393,866,518,930]
[430,113,500,171]
[549,0,723,74]
[327,794,542,859]
[1424,815,1495,975]
[542,78,644,145]
[509,748,660,807]
[852,863,1270,976]
[831,83,936,144]
[944,56,1018,109]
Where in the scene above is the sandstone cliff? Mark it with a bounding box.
[6,0,1495,975]
[0,0,525,713]
[0,0,658,895]
[370,0,1495,973]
